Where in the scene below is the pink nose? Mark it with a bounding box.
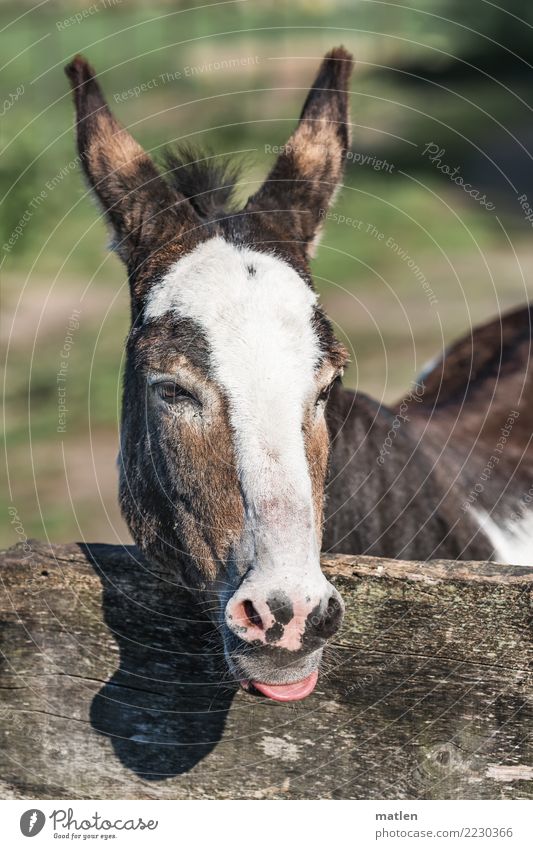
[225,587,343,651]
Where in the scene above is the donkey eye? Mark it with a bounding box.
[316,383,333,406]
[156,382,200,406]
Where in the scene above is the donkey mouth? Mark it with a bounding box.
[240,670,318,702]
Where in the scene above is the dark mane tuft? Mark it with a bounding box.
[160,145,242,220]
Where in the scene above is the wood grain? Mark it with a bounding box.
[0,540,531,800]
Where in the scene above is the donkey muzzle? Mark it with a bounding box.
[222,578,344,701]
[224,581,344,651]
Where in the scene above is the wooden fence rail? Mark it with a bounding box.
[0,540,532,799]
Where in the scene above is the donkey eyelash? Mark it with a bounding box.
[153,381,201,406]
[315,376,338,406]
[316,386,331,405]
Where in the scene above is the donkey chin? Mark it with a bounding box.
[224,640,330,703]
[226,647,325,703]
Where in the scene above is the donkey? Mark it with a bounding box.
[66,47,533,701]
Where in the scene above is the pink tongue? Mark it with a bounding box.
[250,670,318,702]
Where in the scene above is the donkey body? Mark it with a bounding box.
[66,47,533,701]
[325,303,533,564]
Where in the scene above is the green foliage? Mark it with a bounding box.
[3,0,533,544]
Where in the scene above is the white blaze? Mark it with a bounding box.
[144,237,325,584]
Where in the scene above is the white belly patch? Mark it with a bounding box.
[472,508,533,566]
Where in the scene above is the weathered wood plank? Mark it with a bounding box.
[0,540,531,800]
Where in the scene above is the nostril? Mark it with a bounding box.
[325,595,342,623]
[243,599,263,630]
[311,593,344,639]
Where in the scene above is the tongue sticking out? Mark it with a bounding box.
[246,670,318,702]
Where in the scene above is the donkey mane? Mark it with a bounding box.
[160,145,242,221]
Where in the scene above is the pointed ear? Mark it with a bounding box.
[65,55,199,268]
[245,47,353,257]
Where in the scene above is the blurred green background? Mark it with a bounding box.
[3,0,533,547]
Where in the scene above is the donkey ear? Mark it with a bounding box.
[65,55,199,268]
[245,47,353,257]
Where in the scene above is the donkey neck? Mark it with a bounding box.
[323,384,494,561]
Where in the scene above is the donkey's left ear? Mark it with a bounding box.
[245,47,353,257]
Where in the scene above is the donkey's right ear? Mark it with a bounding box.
[65,56,199,268]
[245,47,353,258]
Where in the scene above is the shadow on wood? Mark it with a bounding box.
[83,544,238,780]
[0,540,532,799]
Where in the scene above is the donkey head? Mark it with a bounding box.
[66,48,353,701]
